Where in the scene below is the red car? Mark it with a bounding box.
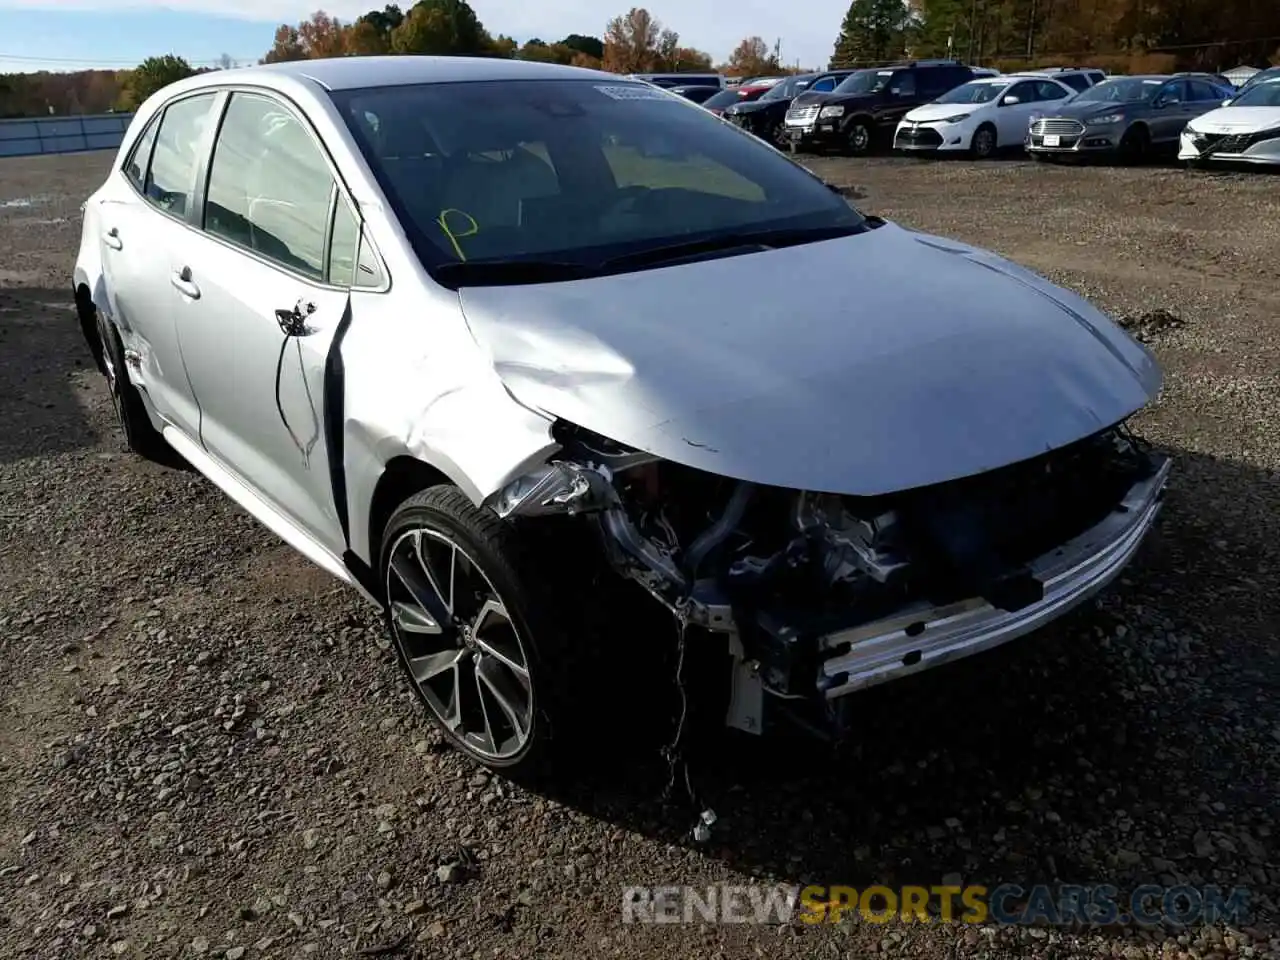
[701,78,784,116]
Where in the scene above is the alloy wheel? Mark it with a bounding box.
[848,123,871,154]
[974,127,996,158]
[385,527,534,761]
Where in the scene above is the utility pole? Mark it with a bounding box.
[1026,0,1037,59]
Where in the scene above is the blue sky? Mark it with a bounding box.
[0,1,849,74]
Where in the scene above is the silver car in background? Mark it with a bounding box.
[74,56,1169,776]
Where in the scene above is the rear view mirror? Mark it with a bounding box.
[1222,98,1233,107]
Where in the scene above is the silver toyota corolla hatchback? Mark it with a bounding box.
[73,56,1169,776]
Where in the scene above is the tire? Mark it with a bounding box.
[1118,125,1150,164]
[379,485,669,779]
[844,119,873,156]
[970,123,998,160]
[98,312,171,462]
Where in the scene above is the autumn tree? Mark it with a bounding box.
[122,55,197,109]
[831,0,909,66]
[299,11,350,58]
[728,36,779,76]
[488,34,519,57]
[602,8,665,72]
[517,40,578,64]
[262,25,308,62]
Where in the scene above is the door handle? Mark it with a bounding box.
[102,227,122,250]
[170,266,200,300]
[275,299,316,337]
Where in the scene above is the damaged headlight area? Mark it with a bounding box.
[486,420,1169,738]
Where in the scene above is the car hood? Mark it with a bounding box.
[1041,99,1141,120]
[904,102,989,122]
[457,222,1161,496]
[1188,105,1280,133]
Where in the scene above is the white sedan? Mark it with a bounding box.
[894,74,1075,159]
[1180,76,1280,167]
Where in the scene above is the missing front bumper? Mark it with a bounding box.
[816,456,1170,698]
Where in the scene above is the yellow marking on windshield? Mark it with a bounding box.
[437,208,478,261]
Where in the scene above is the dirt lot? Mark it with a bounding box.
[1,150,1278,960]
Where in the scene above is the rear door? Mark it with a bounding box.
[1187,79,1230,120]
[172,90,361,555]
[1151,80,1193,142]
[98,92,220,437]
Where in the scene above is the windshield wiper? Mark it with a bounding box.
[597,223,867,272]
[433,259,595,288]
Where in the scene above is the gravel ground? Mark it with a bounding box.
[2,151,1278,960]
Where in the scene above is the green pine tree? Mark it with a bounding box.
[830,0,910,67]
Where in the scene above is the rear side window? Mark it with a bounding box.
[810,76,838,93]
[204,92,335,280]
[123,117,159,192]
[144,93,218,218]
[1060,74,1090,92]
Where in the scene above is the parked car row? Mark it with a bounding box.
[691,57,1275,169]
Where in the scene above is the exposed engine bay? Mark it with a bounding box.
[486,420,1167,737]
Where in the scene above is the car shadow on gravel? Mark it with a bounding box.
[0,286,102,465]
[531,444,1280,918]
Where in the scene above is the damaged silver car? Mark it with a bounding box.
[73,56,1169,775]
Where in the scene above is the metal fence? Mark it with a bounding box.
[0,113,135,159]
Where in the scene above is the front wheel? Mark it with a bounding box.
[970,124,998,160]
[1118,125,1150,164]
[844,120,873,156]
[379,485,661,778]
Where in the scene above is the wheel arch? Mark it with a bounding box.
[366,456,455,572]
[73,279,105,372]
[973,120,999,153]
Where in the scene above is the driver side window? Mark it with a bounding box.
[889,72,917,97]
[811,76,837,93]
[1159,81,1186,104]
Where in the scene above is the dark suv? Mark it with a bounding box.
[783,60,975,154]
[722,70,857,146]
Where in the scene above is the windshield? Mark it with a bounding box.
[1232,78,1280,107]
[332,79,864,277]
[761,76,805,101]
[934,79,1006,104]
[833,69,894,96]
[1240,67,1280,92]
[702,88,749,110]
[1074,78,1162,103]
